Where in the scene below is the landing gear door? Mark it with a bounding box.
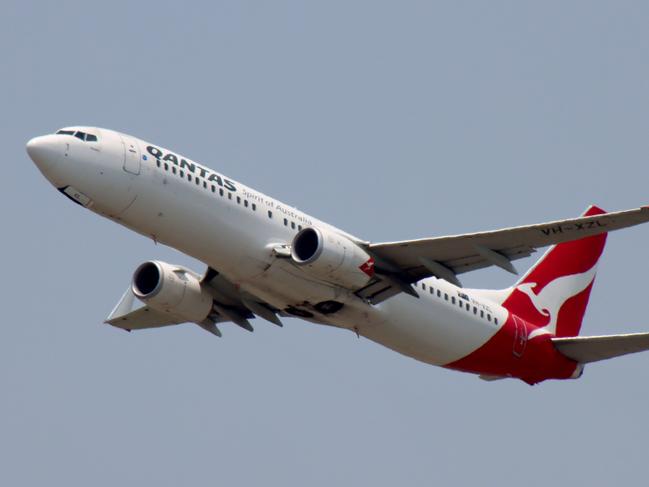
[121,134,141,175]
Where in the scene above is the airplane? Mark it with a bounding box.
[26,126,649,385]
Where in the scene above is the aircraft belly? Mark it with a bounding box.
[361,295,506,366]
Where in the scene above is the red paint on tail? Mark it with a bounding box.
[446,206,609,383]
[501,205,607,337]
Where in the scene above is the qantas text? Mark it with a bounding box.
[146,145,237,192]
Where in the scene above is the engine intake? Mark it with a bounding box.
[292,227,324,263]
[132,260,213,323]
[291,226,374,290]
[133,262,162,296]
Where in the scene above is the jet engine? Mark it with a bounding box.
[132,260,213,322]
[290,226,375,290]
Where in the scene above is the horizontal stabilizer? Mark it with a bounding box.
[552,332,649,364]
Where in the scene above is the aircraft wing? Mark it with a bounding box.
[200,267,284,330]
[105,267,283,336]
[359,206,649,303]
[105,288,185,330]
[552,332,649,363]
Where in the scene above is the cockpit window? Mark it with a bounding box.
[57,129,98,142]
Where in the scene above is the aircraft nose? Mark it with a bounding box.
[26,135,62,169]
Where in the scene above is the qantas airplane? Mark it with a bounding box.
[26,126,649,384]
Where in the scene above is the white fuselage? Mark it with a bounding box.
[29,127,508,368]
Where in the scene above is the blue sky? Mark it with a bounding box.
[3,2,649,485]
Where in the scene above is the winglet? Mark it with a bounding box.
[105,287,136,324]
[104,286,184,331]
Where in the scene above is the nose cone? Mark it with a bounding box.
[26,135,62,171]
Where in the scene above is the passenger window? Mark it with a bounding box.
[421,283,426,291]
[188,174,192,182]
[86,134,98,142]
[494,318,499,325]
[451,297,455,304]
[283,218,288,226]
[252,203,257,211]
[473,307,477,315]
[268,210,273,218]
[429,287,433,294]
[444,293,448,301]
[244,200,249,208]
[156,160,161,168]
[164,163,169,171]
[480,310,484,318]
[195,178,200,185]
[211,185,215,193]
[298,225,302,231]
[228,193,232,200]
[172,167,177,174]
[465,303,470,311]
[237,196,241,204]
[219,188,224,196]
[487,315,492,322]
[291,222,296,229]
[437,290,441,297]
[203,181,207,189]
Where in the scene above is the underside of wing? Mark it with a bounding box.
[105,288,185,330]
[358,205,649,303]
[105,285,226,336]
[105,266,284,336]
[200,267,285,329]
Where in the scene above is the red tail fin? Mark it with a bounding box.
[501,206,607,337]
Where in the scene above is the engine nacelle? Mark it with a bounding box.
[290,226,375,290]
[132,260,213,322]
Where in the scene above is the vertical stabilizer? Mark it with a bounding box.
[499,206,607,337]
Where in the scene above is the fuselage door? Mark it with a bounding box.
[121,135,141,175]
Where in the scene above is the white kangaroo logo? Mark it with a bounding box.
[516,264,598,339]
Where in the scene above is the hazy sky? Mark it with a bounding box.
[3,1,649,485]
